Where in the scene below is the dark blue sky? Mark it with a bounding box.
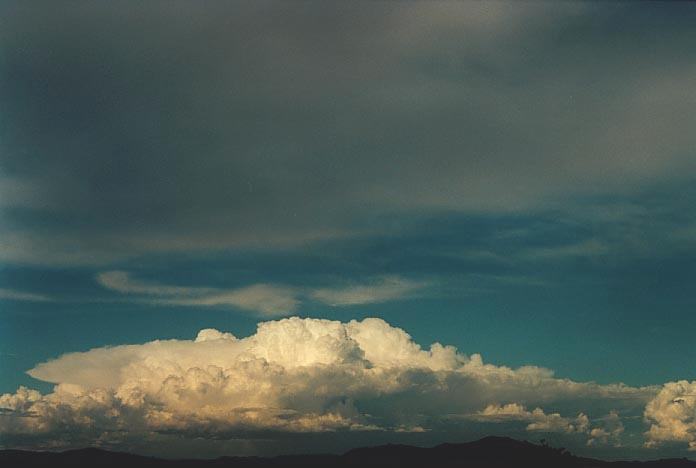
[2,0,696,459]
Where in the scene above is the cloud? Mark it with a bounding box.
[97,271,424,315]
[518,239,611,261]
[0,231,130,267]
[465,402,628,447]
[2,3,696,265]
[309,276,427,306]
[0,288,51,302]
[97,271,298,317]
[1,317,654,451]
[587,411,624,447]
[644,380,696,450]
[467,403,589,434]
[96,271,206,296]
[161,284,300,317]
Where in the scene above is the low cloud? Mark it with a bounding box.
[1,317,654,452]
[465,402,624,446]
[587,411,624,447]
[467,403,590,434]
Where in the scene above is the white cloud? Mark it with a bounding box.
[462,403,624,446]
[1,317,654,450]
[645,380,696,450]
[467,403,589,434]
[96,270,298,317]
[96,271,206,296]
[159,284,300,317]
[518,239,611,261]
[309,276,426,306]
[587,411,624,447]
[97,271,424,315]
[0,288,51,302]
[0,231,131,266]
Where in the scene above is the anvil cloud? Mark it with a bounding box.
[1,317,664,452]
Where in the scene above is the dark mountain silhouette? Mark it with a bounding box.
[1,436,694,468]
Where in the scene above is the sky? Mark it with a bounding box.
[2,0,696,460]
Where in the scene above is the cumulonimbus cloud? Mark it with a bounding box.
[644,381,696,450]
[0,317,655,451]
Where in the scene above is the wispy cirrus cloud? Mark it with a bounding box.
[97,271,298,317]
[96,271,208,296]
[517,239,611,261]
[158,284,301,318]
[0,288,51,302]
[309,276,427,306]
[96,271,428,316]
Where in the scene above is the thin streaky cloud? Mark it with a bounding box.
[97,271,298,317]
[517,239,611,261]
[309,276,428,306]
[0,288,52,302]
[96,270,211,296]
[96,271,429,314]
[158,284,301,318]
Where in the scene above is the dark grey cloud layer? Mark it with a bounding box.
[1,1,696,264]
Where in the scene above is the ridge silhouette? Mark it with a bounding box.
[1,436,694,467]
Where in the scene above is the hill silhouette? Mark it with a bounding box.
[1,436,694,468]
